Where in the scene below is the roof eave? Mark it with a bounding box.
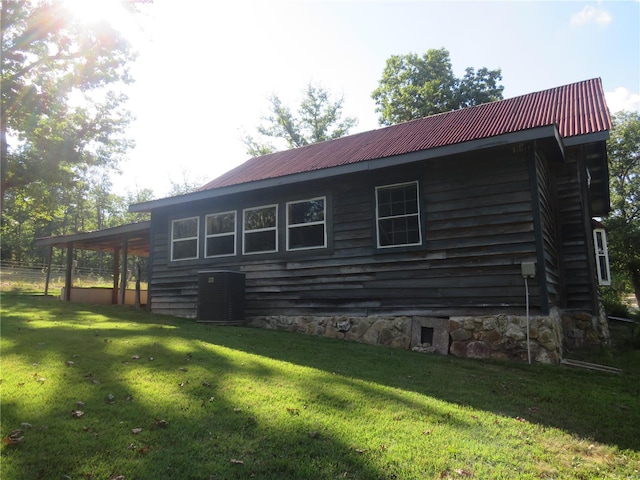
[130,125,566,213]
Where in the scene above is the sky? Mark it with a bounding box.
[103,0,640,198]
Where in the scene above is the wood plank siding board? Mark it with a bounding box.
[146,146,549,319]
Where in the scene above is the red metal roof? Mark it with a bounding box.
[199,78,611,191]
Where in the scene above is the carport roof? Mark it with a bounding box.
[35,221,150,256]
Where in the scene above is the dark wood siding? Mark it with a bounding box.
[555,147,598,311]
[148,146,545,319]
[534,152,561,309]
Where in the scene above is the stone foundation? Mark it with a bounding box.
[247,307,610,364]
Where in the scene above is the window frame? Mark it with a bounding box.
[205,210,237,258]
[170,216,200,261]
[375,181,423,249]
[593,228,611,286]
[242,204,279,255]
[286,196,327,251]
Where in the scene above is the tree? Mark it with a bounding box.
[1,0,137,212]
[371,48,504,125]
[242,83,358,156]
[604,111,640,305]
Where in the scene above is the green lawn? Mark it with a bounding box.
[1,293,639,479]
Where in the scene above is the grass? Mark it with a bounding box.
[1,292,639,479]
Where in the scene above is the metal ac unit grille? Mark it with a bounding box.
[197,271,245,324]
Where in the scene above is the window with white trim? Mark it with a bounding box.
[243,205,278,254]
[375,181,422,248]
[205,211,236,257]
[593,228,611,286]
[171,216,199,261]
[287,197,326,251]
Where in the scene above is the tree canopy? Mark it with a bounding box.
[242,83,358,157]
[371,48,504,125]
[0,0,146,269]
[1,0,137,211]
[604,111,640,305]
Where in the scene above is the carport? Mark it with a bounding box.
[34,221,150,306]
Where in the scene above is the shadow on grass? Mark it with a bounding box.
[2,294,440,479]
[1,293,639,480]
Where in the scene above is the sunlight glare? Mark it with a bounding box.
[61,0,134,35]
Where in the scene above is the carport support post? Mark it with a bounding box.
[119,236,128,305]
[112,247,120,305]
[64,244,73,301]
[44,246,53,296]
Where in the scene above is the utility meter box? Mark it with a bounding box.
[196,271,245,324]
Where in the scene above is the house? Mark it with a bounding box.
[130,78,613,363]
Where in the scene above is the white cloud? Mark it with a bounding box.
[605,87,640,113]
[570,5,612,26]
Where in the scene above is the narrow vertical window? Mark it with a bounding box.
[206,211,236,257]
[171,217,199,261]
[243,205,278,254]
[593,228,611,286]
[375,181,422,248]
[287,197,326,251]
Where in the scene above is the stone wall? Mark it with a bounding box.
[447,310,563,364]
[247,306,610,364]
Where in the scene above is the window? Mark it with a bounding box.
[287,197,326,251]
[593,228,611,286]
[171,217,199,261]
[375,181,422,248]
[243,205,278,254]
[205,211,236,257]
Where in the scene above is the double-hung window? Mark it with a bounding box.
[171,217,199,261]
[205,211,236,257]
[287,197,326,250]
[375,181,422,248]
[243,205,278,254]
[593,228,611,286]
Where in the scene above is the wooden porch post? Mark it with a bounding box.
[44,246,53,296]
[119,236,129,305]
[64,244,73,301]
[112,247,120,305]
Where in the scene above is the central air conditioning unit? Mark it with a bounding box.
[196,270,245,325]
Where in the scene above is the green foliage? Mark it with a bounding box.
[371,48,504,125]
[0,0,150,269]
[242,83,358,157]
[604,111,640,305]
[1,295,639,479]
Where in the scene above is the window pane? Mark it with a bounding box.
[245,230,276,253]
[245,207,276,230]
[378,216,420,247]
[207,235,234,256]
[173,239,197,260]
[289,199,325,225]
[173,218,198,239]
[289,224,325,250]
[378,184,418,218]
[207,213,235,235]
[599,257,609,282]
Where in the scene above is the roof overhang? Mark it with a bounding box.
[131,125,566,213]
[35,221,150,256]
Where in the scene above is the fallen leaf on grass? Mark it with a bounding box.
[354,448,366,454]
[202,381,211,387]
[131,355,140,360]
[2,430,24,444]
[178,367,188,372]
[20,423,32,429]
[66,361,75,367]
[76,401,85,407]
[71,410,85,418]
[230,459,244,465]
[153,419,169,428]
[131,428,143,434]
[455,468,472,477]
